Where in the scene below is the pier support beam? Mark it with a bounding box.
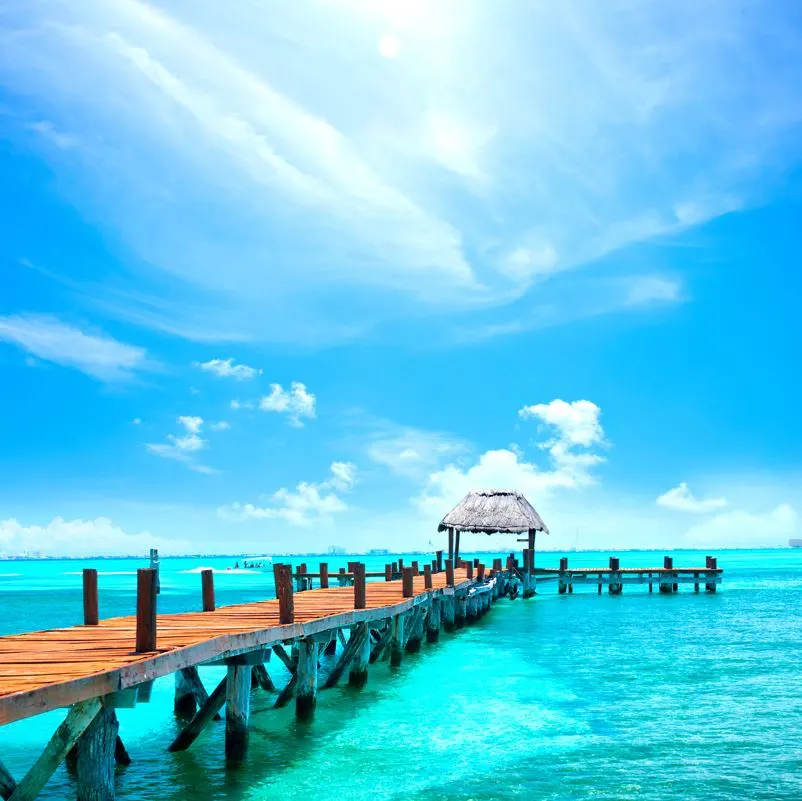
[348,626,371,688]
[389,613,406,667]
[442,595,456,632]
[225,664,252,763]
[426,598,441,643]
[0,760,15,801]
[168,677,227,752]
[324,624,369,687]
[405,607,426,653]
[76,705,118,801]
[295,638,318,720]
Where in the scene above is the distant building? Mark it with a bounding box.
[368,548,390,555]
[328,545,347,555]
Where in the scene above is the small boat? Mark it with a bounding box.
[790,539,802,548]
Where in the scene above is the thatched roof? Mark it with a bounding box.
[438,489,549,534]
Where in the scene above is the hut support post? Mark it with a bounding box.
[225,664,252,763]
[448,528,454,561]
[295,638,318,720]
[454,529,461,564]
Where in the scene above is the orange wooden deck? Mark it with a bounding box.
[0,568,472,726]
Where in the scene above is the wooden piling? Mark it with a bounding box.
[353,563,366,609]
[384,563,392,581]
[448,527,454,561]
[82,569,99,627]
[558,557,568,594]
[455,593,467,628]
[436,550,444,572]
[75,704,118,801]
[608,557,622,595]
[402,567,414,598]
[424,564,433,589]
[442,594,456,632]
[201,569,215,612]
[466,562,474,580]
[319,562,329,589]
[389,614,406,667]
[412,561,420,576]
[225,663,252,762]
[295,639,318,720]
[445,559,454,587]
[348,627,371,688]
[174,668,199,718]
[476,563,485,582]
[426,598,441,643]
[706,557,718,592]
[276,564,295,624]
[168,676,226,752]
[135,568,157,653]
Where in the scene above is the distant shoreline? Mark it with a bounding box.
[0,546,796,561]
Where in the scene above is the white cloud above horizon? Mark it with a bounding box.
[146,415,217,474]
[259,382,316,427]
[657,482,728,513]
[218,460,357,526]
[2,1,799,343]
[0,313,150,381]
[194,358,262,380]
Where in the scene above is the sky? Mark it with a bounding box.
[1,0,801,556]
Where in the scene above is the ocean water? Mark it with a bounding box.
[1,549,801,800]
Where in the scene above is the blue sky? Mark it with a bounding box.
[1,0,801,556]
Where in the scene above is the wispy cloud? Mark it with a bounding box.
[194,358,262,380]
[218,461,357,525]
[146,415,217,474]
[259,382,316,427]
[0,313,150,381]
[366,423,468,479]
[1,1,800,343]
[657,482,728,513]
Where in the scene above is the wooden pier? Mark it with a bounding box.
[0,552,722,801]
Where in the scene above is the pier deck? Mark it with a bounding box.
[0,568,472,727]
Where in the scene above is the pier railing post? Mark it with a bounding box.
[320,562,329,589]
[402,567,414,598]
[424,564,433,589]
[436,550,443,572]
[477,563,485,582]
[135,568,157,653]
[445,559,454,587]
[276,564,295,624]
[660,556,674,593]
[353,563,366,609]
[558,558,568,595]
[385,563,393,581]
[608,557,622,595]
[83,568,99,626]
[466,562,474,580]
[201,568,215,612]
[705,557,718,593]
[412,561,420,576]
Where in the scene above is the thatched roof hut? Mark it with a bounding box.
[438,489,549,534]
[438,489,549,563]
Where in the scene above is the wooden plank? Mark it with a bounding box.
[8,697,101,801]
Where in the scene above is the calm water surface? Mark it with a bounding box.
[1,549,800,800]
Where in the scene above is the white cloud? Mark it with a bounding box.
[3,1,797,343]
[0,314,149,381]
[0,516,188,557]
[230,399,255,410]
[682,504,798,547]
[657,482,728,513]
[146,415,216,473]
[418,399,607,515]
[518,399,605,448]
[260,382,316,427]
[26,120,78,149]
[218,461,357,526]
[194,358,262,380]
[625,276,682,307]
[209,420,230,431]
[367,425,468,479]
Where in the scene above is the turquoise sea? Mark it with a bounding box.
[1,549,801,800]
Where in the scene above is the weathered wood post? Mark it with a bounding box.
[76,703,118,801]
[402,567,414,598]
[660,556,674,594]
[705,557,718,593]
[424,564,433,589]
[448,527,454,561]
[175,669,198,717]
[608,557,622,595]
[296,638,318,720]
[493,558,504,596]
[353,563,366,609]
[201,569,215,612]
[135,568,157,653]
[558,557,568,594]
[445,559,454,587]
[405,606,425,653]
[348,626,371,688]
[391,561,399,575]
[442,593,456,632]
[431,559,438,573]
[426,597,441,643]
[149,547,160,594]
[385,563,393,582]
[477,563,485,582]
[455,592,467,628]
[83,569,99,626]
[466,562,474,580]
[522,548,535,598]
[412,561,420,576]
[320,562,329,589]
[225,663,252,762]
[398,558,404,571]
[454,529,461,563]
[436,550,444,572]
[338,567,348,587]
[276,564,295,624]
[390,613,406,667]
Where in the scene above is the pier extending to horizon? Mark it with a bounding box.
[0,551,722,801]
